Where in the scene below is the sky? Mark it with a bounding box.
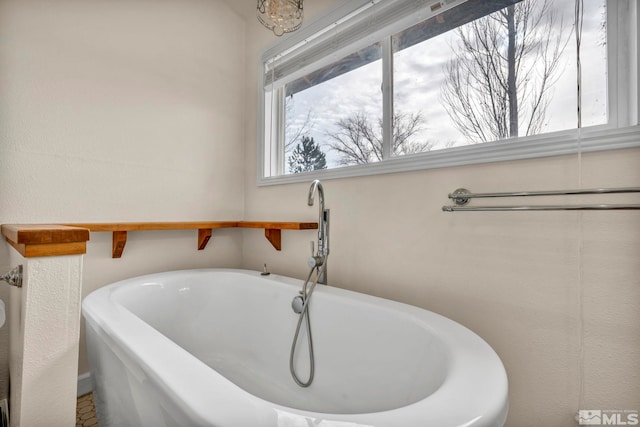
[282,0,608,171]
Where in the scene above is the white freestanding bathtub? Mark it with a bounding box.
[83,269,508,427]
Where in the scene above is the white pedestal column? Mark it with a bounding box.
[8,254,83,427]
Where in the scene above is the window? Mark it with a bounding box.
[259,0,639,184]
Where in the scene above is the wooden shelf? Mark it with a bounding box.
[1,224,90,258]
[2,221,318,258]
[62,221,318,258]
[62,221,240,232]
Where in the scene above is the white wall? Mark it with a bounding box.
[241,1,640,426]
[0,0,247,387]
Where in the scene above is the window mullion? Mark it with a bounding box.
[630,0,639,125]
[606,0,620,128]
[382,36,394,160]
[275,87,286,175]
[607,0,638,128]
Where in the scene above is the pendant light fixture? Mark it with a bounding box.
[257,0,304,37]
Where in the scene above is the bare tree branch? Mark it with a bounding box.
[441,0,569,144]
[326,112,433,165]
[285,98,316,151]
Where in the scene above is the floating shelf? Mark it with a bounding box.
[2,221,317,258]
[62,221,318,258]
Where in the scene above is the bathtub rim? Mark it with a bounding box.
[83,268,509,426]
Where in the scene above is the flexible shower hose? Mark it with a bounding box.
[289,263,325,387]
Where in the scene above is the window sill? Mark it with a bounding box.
[258,125,640,186]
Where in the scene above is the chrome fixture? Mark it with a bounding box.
[308,179,329,284]
[288,180,331,388]
[260,263,271,276]
[1,265,23,288]
[289,258,326,387]
[443,187,640,211]
[257,0,303,37]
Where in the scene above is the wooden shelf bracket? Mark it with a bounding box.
[198,229,213,250]
[264,229,282,251]
[112,231,127,258]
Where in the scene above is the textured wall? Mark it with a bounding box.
[241,2,640,426]
[0,0,247,390]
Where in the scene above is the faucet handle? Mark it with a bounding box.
[308,240,323,268]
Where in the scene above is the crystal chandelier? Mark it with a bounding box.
[257,0,304,37]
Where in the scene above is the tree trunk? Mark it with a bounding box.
[507,5,518,137]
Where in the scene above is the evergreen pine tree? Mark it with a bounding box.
[287,136,327,173]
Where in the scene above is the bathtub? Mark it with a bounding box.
[83,269,508,427]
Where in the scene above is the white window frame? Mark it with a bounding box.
[257,0,640,186]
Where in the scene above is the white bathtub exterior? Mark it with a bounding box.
[83,269,508,427]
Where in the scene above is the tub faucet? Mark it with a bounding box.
[308,179,329,284]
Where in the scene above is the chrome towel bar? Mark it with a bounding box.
[443,187,640,212]
[443,204,640,212]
